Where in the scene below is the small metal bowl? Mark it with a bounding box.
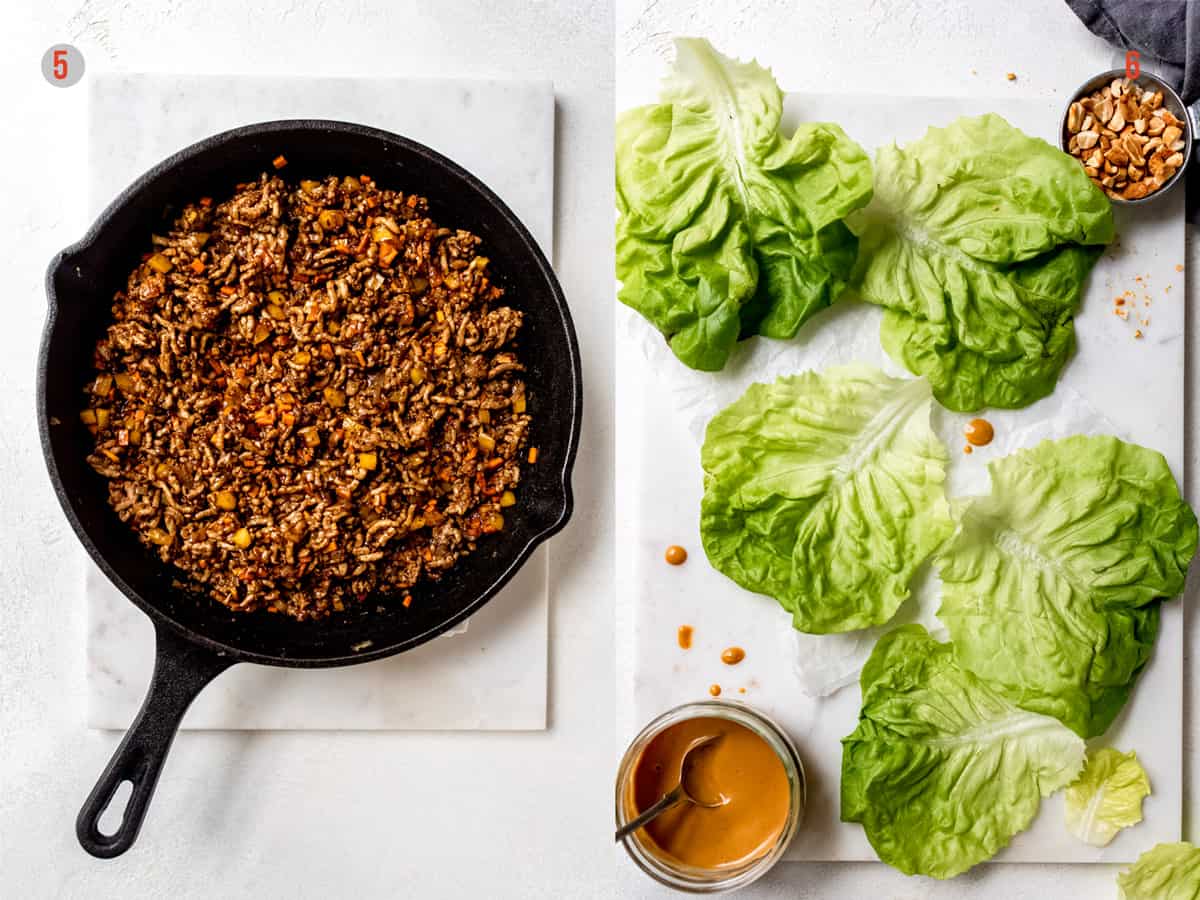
[1061,68,1192,206]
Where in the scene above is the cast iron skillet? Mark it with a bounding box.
[39,120,581,859]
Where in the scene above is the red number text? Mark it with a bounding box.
[1126,50,1140,80]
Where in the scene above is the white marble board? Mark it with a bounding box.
[86,73,554,731]
[624,95,1186,863]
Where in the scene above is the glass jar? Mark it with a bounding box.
[615,700,807,893]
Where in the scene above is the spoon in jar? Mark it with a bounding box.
[615,733,726,842]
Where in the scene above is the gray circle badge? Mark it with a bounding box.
[42,44,85,88]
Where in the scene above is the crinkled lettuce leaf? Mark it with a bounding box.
[1064,747,1150,847]
[1118,843,1200,899]
[937,435,1197,738]
[849,114,1114,411]
[841,625,1085,879]
[616,38,873,371]
[700,365,952,633]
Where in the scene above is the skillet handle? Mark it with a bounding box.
[76,623,235,858]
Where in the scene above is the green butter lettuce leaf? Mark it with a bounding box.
[615,37,873,371]
[842,625,1085,879]
[1118,843,1200,899]
[848,114,1114,411]
[1064,747,1150,847]
[937,435,1198,738]
[700,365,952,633]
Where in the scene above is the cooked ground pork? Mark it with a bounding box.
[83,172,530,620]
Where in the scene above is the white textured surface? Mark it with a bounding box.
[1,2,613,898]
[624,94,1186,865]
[615,0,1200,896]
[85,72,554,731]
[86,553,548,730]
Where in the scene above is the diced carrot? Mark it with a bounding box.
[190,259,205,274]
[272,154,288,169]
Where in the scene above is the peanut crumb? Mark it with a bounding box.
[1006,72,1017,81]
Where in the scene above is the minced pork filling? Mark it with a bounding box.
[83,172,530,620]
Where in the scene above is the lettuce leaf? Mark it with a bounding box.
[700,365,952,633]
[849,114,1114,411]
[616,38,873,371]
[1118,843,1200,899]
[937,435,1197,738]
[1064,747,1150,847]
[841,625,1085,879]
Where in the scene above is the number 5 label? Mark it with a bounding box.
[41,44,85,88]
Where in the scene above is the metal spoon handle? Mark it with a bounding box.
[615,786,684,842]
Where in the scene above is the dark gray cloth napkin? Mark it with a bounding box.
[1066,0,1198,220]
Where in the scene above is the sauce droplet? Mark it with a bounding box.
[709,684,721,696]
[738,687,746,694]
[665,545,688,565]
[964,418,994,447]
[677,625,694,650]
[721,646,745,666]
[963,444,973,455]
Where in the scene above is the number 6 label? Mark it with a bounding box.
[1126,50,1140,80]
[41,43,85,88]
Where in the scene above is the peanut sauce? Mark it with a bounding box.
[677,625,693,650]
[709,684,721,696]
[964,418,994,447]
[721,646,745,665]
[665,545,688,565]
[629,717,790,870]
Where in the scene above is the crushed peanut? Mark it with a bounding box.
[1066,78,1186,200]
